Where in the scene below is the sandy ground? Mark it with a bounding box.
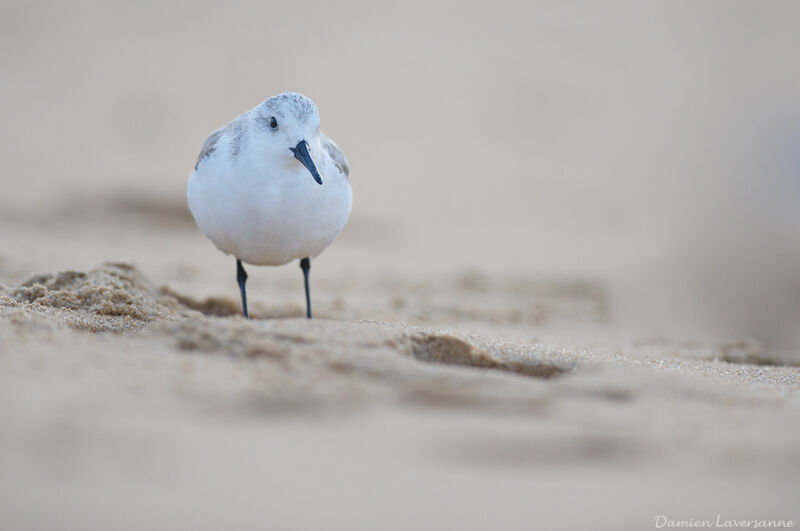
[1,2,800,530]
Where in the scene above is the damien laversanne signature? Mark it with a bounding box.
[654,515,796,528]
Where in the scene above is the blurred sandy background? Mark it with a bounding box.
[1,1,799,530]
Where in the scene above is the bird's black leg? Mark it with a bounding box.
[236,258,249,319]
[300,257,312,319]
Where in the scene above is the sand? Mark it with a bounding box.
[2,262,798,530]
[2,2,800,530]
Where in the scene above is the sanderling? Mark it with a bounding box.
[187,92,352,319]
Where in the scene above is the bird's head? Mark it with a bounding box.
[255,92,323,185]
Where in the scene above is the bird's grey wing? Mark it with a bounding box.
[320,132,350,178]
[195,127,224,169]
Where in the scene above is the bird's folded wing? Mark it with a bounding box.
[320,132,350,178]
[195,127,225,169]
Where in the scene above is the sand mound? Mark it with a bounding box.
[0,262,184,332]
[0,263,574,386]
[407,333,568,378]
[165,316,572,382]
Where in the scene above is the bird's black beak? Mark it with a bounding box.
[290,140,322,185]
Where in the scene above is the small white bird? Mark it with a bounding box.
[187,92,352,319]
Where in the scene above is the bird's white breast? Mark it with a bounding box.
[188,143,351,266]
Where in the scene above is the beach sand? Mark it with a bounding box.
[1,2,799,529]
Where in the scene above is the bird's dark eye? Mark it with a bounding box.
[269,116,278,129]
